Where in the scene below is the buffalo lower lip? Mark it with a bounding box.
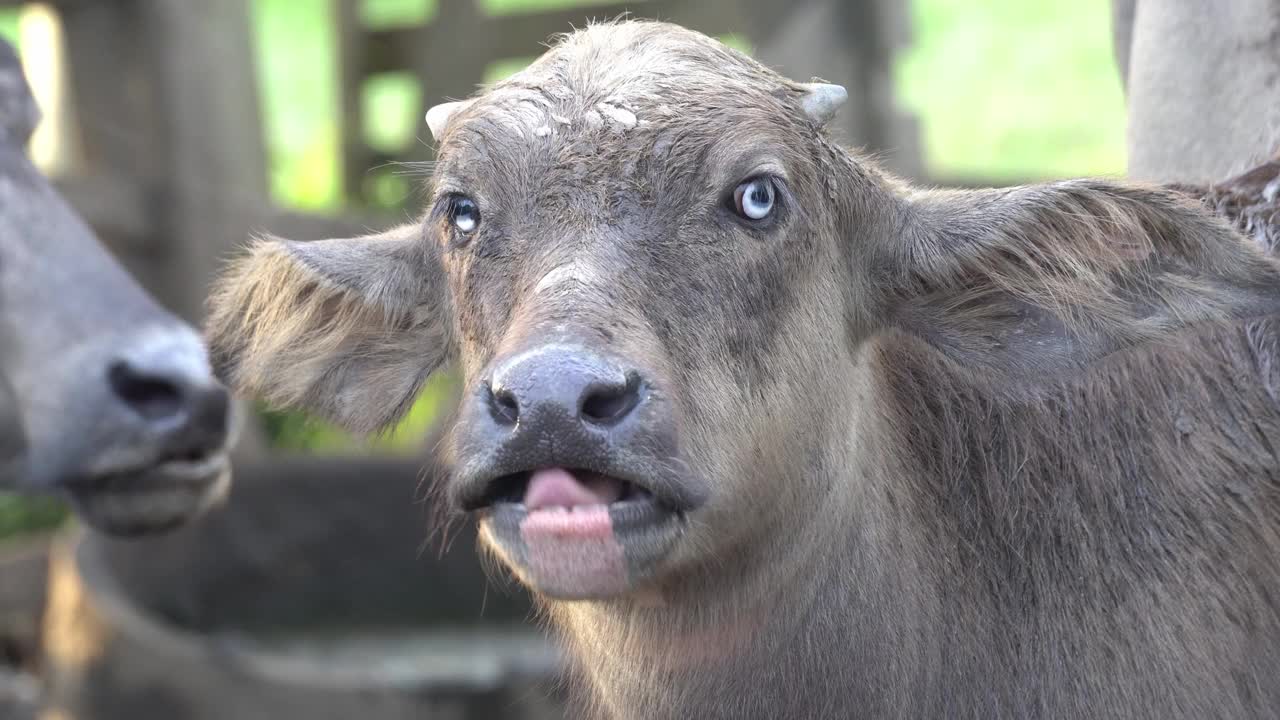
[491,495,677,533]
[480,497,685,598]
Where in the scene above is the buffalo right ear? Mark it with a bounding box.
[883,179,1280,384]
[205,223,454,434]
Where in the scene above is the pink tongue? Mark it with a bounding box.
[524,468,623,510]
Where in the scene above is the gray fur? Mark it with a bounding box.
[206,224,453,434]
[208,21,1280,718]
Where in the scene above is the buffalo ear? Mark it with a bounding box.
[205,223,453,434]
[886,180,1280,381]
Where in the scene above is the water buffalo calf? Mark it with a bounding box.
[0,40,234,535]
[207,21,1280,719]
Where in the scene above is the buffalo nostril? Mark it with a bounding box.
[158,386,231,463]
[186,386,231,452]
[194,387,231,436]
[108,361,185,422]
[580,371,642,426]
[488,382,520,426]
[107,360,232,460]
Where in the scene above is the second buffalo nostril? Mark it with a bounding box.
[580,371,642,426]
[487,382,521,426]
[108,361,184,422]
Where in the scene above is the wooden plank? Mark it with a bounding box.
[337,0,376,205]
[366,2,681,76]
[134,0,269,323]
[59,0,169,289]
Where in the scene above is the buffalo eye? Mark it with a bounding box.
[733,177,776,221]
[449,195,481,233]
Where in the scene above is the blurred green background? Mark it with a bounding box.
[0,0,1125,535]
[249,0,1126,213]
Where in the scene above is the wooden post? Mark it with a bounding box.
[58,1,169,291]
[136,0,271,324]
[336,0,374,208]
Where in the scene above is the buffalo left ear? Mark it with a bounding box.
[205,223,454,434]
[886,180,1280,383]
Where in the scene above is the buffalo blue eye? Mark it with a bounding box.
[450,196,480,233]
[733,178,776,220]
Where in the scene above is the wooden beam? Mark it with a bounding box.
[364,3,645,75]
[337,0,375,205]
[136,0,270,323]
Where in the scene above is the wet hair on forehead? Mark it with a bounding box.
[519,20,793,101]
[431,21,810,155]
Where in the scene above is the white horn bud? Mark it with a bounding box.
[799,82,847,126]
[425,101,471,141]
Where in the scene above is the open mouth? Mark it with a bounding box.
[473,467,687,599]
[480,466,656,508]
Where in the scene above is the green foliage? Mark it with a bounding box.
[0,493,67,538]
[363,72,423,153]
[250,0,342,211]
[0,10,17,46]
[361,0,435,28]
[260,370,459,455]
[896,0,1126,180]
